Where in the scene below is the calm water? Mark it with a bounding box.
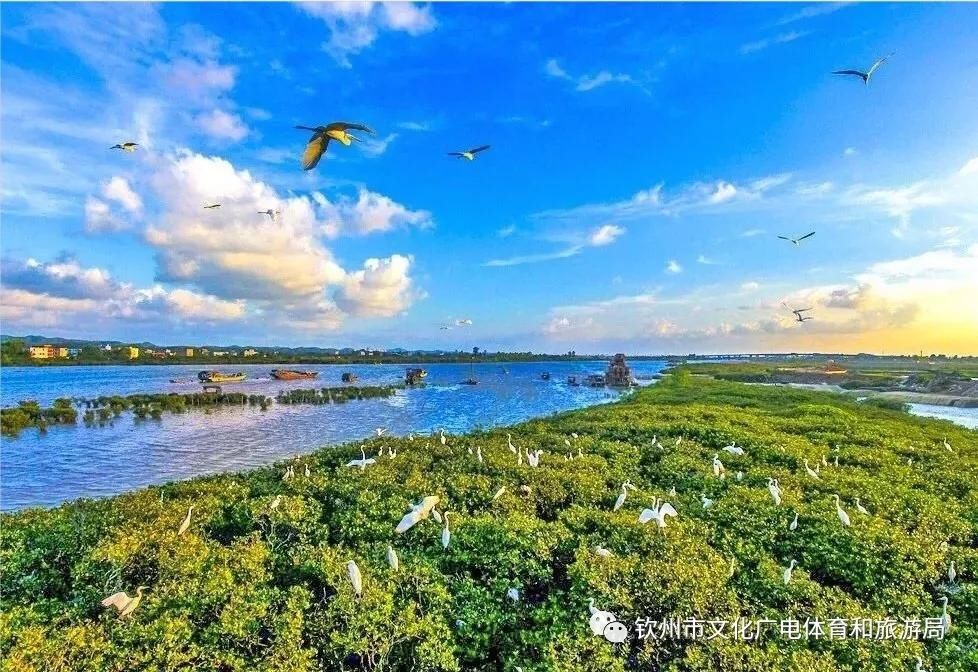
[0,361,666,511]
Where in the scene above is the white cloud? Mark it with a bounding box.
[102,176,142,212]
[299,2,436,68]
[740,30,808,55]
[318,187,433,237]
[335,254,418,317]
[588,224,626,247]
[708,181,738,204]
[666,260,682,274]
[697,255,717,265]
[544,58,642,93]
[196,109,249,141]
[84,197,126,233]
[958,156,978,177]
[776,2,851,26]
[844,147,857,157]
[360,133,399,157]
[741,281,760,292]
[497,224,517,238]
[397,120,431,132]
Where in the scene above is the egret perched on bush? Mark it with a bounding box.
[713,454,726,478]
[441,513,452,549]
[101,587,147,619]
[304,464,311,478]
[916,657,928,672]
[613,481,637,511]
[347,560,363,598]
[736,471,744,481]
[594,545,613,558]
[477,446,483,464]
[833,495,851,526]
[943,437,952,452]
[395,495,440,533]
[270,495,282,510]
[767,478,782,506]
[507,587,520,602]
[387,545,399,571]
[722,442,744,456]
[783,559,797,585]
[492,486,506,501]
[948,561,957,585]
[507,433,517,454]
[789,513,799,531]
[804,459,820,480]
[939,596,951,631]
[701,494,714,509]
[854,498,869,515]
[440,430,447,446]
[638,498,678,530]
[177,506,193,536]
[346,447,376,469]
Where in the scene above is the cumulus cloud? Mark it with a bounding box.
[335,254,417,317]
[196,109,249,141]
[299,2,436,68]
[317,187,433,237]
[83,177,143,232]
[102,177,142,212]
[666,260,682,274]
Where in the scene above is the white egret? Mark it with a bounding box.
[387,545,399,571]
[613,481,637,512]
[783,559,797,585]
[948,561,957,584]
[940,596,951,631]
[448,145,491,161]
[572,432,579,439]
[564,438,571,448]
[594,545,613,558]
[768,478,782,506]
[517,448,523,467]
[638,498,679,530]
[492,486,506,501]
[507,587,520,602]
[676,436,684,447]
[943,437,952,452]
[789,513,799,531]
[916,657,928,672]
[854,498,869,515]
[375,427,386,437]
[345,447,376,469]
[821,455,829,467]
[669,485,677,497]
[304,464,311,478]
[477,446,483,464]
[804,459,820,480]
[833,495,851,527]
[722,442,744,456]
[712,454,726,478]
[432,508,443,524]
[507,433,517,454]
[441,512,451,550]
[834,455,839,468]
[736,471,744,482]
[270,495,282,510]
[347,560,363,598]
[177,506,193,536]
[439,430,447,445]
[101,587,147,618]
[467,446,473,455]
[395,495,440,533]
[701,494,714,510]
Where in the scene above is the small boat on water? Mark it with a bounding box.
[197,371,246,384]
[341,372,359,383]
[406,368,428,385]
[271,369,319,381]
[461,362,478,386]
[567,375,580,386]
[586,374,606,387]
[540,372,551,381]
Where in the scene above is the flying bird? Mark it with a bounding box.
[833,53,893,85]
[110,142,138,152]
[295,122,375,170]
[258,209,280,220]
[448,145,491,161]
[203,203,221,209]
[778,231,815,246]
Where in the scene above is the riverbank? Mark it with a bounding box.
[1,375,974,670]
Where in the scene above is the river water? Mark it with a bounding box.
[0,361,666,511]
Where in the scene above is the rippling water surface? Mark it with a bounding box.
[0,361,666,511]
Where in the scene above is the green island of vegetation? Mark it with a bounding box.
[0,386,400,437]
[1,373,975,670]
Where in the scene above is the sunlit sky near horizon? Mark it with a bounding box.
[2,2,977,354]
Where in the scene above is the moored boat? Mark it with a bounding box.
[197,371,247,384]
[567,375,580,386]
[341,372,359,383]
[540,372,551,380]
[405,368,428,385]
[271,369,319,381]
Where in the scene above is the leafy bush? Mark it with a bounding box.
[1,378,975,670]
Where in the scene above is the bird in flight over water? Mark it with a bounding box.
[793,308,814,322]
[778,231,815,246]
[203,202,221,209]
[110,142,138,152]
[833,53,894,85]
[295,122,375,170]
[448,145,491,161]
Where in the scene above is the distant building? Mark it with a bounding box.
[68,348,81,358]
[185,348,194,357]
[128,347,140,360]
[57,347,69,358]
[213,351,228,357]
[29,345,62,359]
[103,344,113,351]
[243,349,259,357]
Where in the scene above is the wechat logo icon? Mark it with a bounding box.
[588,599,629,643]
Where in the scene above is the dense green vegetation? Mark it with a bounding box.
[1,376,976,670]
[1,386,399,436]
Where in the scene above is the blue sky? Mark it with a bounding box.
[2,2,977,354]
